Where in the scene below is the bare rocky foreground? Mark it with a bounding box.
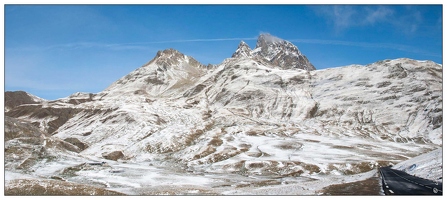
[5,179,124,195]
[320,176,382,195]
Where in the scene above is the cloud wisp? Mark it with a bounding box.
[314,5,393,27]
[312,5,425,34]
[141,37,258,44]
[289,38,441,58]
[7,37,259,52]
[7,34,440,58]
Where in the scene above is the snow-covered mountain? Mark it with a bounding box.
[232,34,316,71]
[103,48,211,98]
[4,34,442,195]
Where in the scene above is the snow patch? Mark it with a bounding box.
[392,148,442,182]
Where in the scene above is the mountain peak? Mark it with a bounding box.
[231,41,252,58]
[154,48,185,59]
[254,34,299,57]
[238,40,249,47]
[104,47,208,97]
[256,33,284,46]
[147,48,204,69]
[234,34,316,71]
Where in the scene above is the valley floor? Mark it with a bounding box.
[5,160,380,195]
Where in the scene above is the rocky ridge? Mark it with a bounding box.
[232,34,316,71]
[5,91,46,112]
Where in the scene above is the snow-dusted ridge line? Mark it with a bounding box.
[229,33,316,71]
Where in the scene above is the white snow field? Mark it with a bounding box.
[393,148,443,183]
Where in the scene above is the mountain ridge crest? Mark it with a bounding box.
[231,34,316,71]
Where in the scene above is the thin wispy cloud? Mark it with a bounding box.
[7,37,259,52]
[7,42,154,52]
[363,6,394,25]
[329,6,357,30]
[318,5,393,28]
[8,35,440,59]
[392,7,423,34]
[141,37,258,44]
[289,38,441,58]
[312,6,423,34]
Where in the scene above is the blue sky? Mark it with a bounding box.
[4,5,443,100]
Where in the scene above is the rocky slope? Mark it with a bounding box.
[232,34,315,71]
[5,91,46,112]
[4,34,442,195]
[4,116,83,171]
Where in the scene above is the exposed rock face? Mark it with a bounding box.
[148,48,206,69]
[64,92,94,105]
[4,116,49,141]
[256,34,315,70]
[6,104,81,135]
[231,41,252,58]
[231,34,316,71]
[64,137,89,151]
[5,91,46,112]
[4,116,82,171]
[102,151,125,161]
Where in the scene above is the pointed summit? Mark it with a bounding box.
[256,33,285,48]
[147,48,205,69]
[231,41,252,58]
[252,34,316,71]
[104,48,208,97]
[155,48,184,58]
[254,34,296,59]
